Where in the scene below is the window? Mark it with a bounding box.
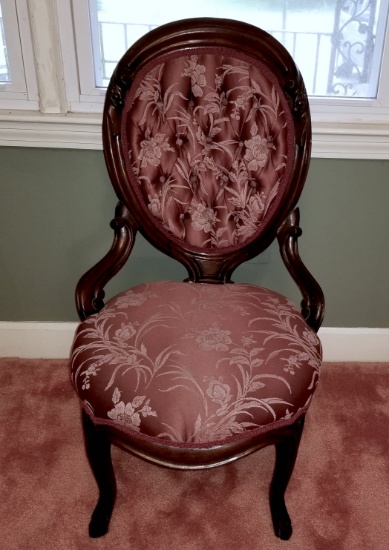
[0,0,389,158]
[0,3,10,82]
[0,0,38,109]
[90,0,388,99]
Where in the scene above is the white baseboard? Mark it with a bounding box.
[318,327,389,362]
[0,322,388,362]
[0,322,77,359]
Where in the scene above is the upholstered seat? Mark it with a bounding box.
[70,18,325,541]
[71,281,321,446]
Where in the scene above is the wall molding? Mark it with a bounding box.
[0,113,102,150]
[0,322,77,359]
[1,113,389,158]
[0,322,388,362]
[318,327,389,362]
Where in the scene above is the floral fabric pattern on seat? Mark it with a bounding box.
[71,282,321,447]
[122,50,294,252]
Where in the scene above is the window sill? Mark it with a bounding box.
[1,111,389,159]
[0,112,102,150]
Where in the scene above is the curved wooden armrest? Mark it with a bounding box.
[277,208,325,332]
[76,202,138,320]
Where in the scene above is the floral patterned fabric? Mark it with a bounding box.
[70,282,321,447]
[122,50,294,252]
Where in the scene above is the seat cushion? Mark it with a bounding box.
[70,281,321,447]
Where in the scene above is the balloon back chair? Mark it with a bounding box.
[70,17,324,541]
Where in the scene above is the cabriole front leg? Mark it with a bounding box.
[269,415,305,540]
[82,410,117,538]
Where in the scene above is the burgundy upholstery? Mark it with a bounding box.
[71,281,321,447]
[121,50,294,252]
[70,19,323,541]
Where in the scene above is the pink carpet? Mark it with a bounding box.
[0,359,388,549]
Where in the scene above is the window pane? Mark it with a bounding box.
[90,0,388,98]
[0,2,11,82]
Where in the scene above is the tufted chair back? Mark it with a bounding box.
[104,18,311,282]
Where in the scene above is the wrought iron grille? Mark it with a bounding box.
[328,0,378,96]
[95,0,382,97]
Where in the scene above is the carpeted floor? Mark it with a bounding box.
[0,359,388,550]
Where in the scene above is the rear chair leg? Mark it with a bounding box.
[82,410,117,538]
[269,415,305,540]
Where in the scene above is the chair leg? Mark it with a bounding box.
[82,410,117,538]
[269,414,305,540]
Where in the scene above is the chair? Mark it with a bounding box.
[70,17,324,541]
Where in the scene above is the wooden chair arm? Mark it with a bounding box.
[277,208,325,332]
[75,202,138,320]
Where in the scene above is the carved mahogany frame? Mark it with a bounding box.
[74,18,325,541]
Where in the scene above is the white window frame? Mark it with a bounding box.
[0,0,38,109]
[0,0,389,158]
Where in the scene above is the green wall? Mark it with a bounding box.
[1,146,388,326]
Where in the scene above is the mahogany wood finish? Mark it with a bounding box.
[269,415,305,540]
[76,201,137,320]
[83,410,307,539]
[74,18,325,542]
[277,208,325,332]
[82,411,117,538]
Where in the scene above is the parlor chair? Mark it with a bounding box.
[70,18,324,541]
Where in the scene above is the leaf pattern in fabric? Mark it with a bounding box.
[122,50,294,251]
[71,282,321,446]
